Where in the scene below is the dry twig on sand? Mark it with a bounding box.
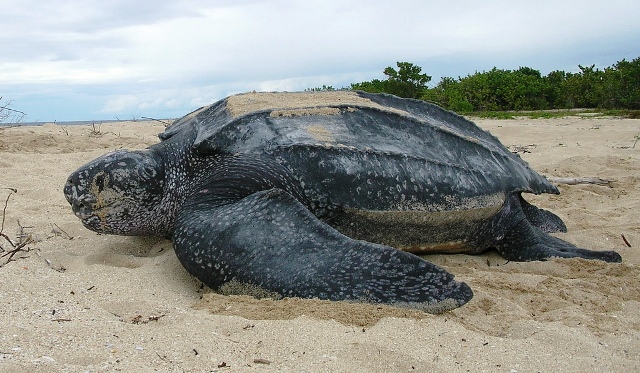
[141,117,173,127]
[508,144,537,154]
[621,234,632,248]
[51,223,73,240]
[0,188,35,267]
[548,177,613,187]
[89,122,103,137]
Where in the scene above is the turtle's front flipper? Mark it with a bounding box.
[495,195,622,263]
[173,188,472,313]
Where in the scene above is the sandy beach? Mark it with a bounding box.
[0,114,638,372]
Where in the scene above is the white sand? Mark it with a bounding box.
[0,115,638,372]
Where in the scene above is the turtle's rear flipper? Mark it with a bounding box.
[495,195,622,263]
[173,188,472,313]
[519,195,567,233]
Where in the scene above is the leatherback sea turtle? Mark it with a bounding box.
[64,91,621,313]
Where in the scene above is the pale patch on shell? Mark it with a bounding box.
[305,125,335,143]
[225,91,409,118]
[270,107,341,117]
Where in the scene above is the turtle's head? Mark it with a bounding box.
[64,149,166,236]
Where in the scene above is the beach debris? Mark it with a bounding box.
[253,358,272,365]
[547,177,613,187]
[508,144,537,153]
[0,97,26,123]
[155,352,172,363]
[141,116,173,127]
[51,318,71,322]
[59,124,69,136]
[0,189,36,267]
[130,313,165,324]
[44,258,66,273]
[621,234,632,247]
[0,189,11,233]
[89,122,104,137]
[50,223,73,239]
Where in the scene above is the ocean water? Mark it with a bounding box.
[0,119,167,127]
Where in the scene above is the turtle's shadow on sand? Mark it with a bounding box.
[83,236,170,268]
[81,235,204,296]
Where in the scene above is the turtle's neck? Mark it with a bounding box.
[150,129,217,237]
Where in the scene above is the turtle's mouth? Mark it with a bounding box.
[79,215,103,231]
[64,176,115,221]
[71,201,117,232]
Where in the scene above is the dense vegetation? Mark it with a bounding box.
[312,58,640,114]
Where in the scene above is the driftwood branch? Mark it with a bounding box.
[0,105,26,116]
[548,177,613,187]
[0,188,16,233]
[0,188,35,267]
[141,117,172,126]
[0,97,26,123]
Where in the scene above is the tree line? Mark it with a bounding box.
[312,57,640,112]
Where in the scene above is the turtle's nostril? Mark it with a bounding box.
[66,174,79,187]
[64,175,82,205]
[64,179,74,194]
[70,201,90,216]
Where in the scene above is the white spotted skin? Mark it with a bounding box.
[65,149,168,235]
[64,127,214,236]
[173,188,474,312]
[64,124,306,238]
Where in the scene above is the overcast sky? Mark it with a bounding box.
[1,0,639,123]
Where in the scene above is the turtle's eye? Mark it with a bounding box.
[139,165,157,180]
[94,174,106,192]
